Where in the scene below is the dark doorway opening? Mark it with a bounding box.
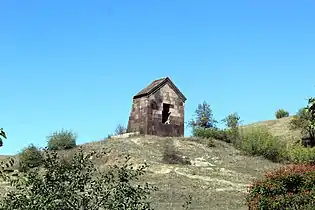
[162,103,171,123]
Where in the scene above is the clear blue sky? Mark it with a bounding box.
[1,1,315,155]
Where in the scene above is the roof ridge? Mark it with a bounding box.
[133,77,186,101]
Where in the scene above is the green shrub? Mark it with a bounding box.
[222,112,241,129]
[162,139,191,165]
[193,127,227,141]
[47,129,76,151]
[18,144,43,172]
[192,127,238,144]
[239,127,286,162]
[0,128,6,147]
[286,144,315,163]
[275,109,289,119]
[247,164,315,209]
[0,147,158,209]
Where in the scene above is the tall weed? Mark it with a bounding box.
[239,126,286,162]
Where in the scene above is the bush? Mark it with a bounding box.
[247,164,315,209]
[18,144,43,172]
[286,144,315,163]
[114,124,126,135]
[47,129,76,151]
[192,127,234,143]
[0,147,158,209]
[275,109,289,119]
[0,128,6,147]
[162,139,191,165]
[222,112,241,129]
[239,127,286,162]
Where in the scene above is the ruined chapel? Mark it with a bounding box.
[127,77,187,137]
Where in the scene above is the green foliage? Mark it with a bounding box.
[114,124,127,135]
[193,127,224,141]
[239,127,286,162]
[192,127,235,144]
[0,128,6,147]
[286,144,315,163]
[275,109,289,119]
[290,108,311,136]
[162,139,191,165]
[0,147,158,210]
[290,98,315,147]
[222,113,242,145]
[222,112,241,129]
[47,129,76,151]
[188,101,217,129]
[247,164,315,209]
[18,144,43,172]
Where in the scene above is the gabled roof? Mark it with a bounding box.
[133,77,187,102]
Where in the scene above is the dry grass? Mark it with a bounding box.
[0,117,300,209]
[243,116,301,140]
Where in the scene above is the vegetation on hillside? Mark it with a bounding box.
[275,109,289,119]
[188,101,217,129]
[114,124,127,135]
[2,93,315,209]
[0,128,6,147]
[18,144,43,172]
[247,164,315,209]
[47,129,77,151]
[290,98,315,147]
[1,147,158,210]
[188,97,315,209]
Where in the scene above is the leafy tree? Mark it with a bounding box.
[290,108,311,136]
[0,129,15,183]
[0,147,158,210]
[222,112,241,129]
[290,98,315,146]
[189,101,217,129]
[221,113,242,145]
[0,128,6,147]
[275,109,289,119]
[18,144,43,172]
[47,129,76,151]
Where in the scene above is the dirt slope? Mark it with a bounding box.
[85,136,281,210]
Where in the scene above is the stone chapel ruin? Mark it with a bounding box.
[127,77,187,137]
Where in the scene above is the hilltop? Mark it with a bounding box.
[66,136,281,209]
[0,116,300,209]
[244,116,301,139]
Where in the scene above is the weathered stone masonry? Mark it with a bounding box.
[127,77,187,137]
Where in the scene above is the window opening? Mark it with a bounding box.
[162,103,171,124]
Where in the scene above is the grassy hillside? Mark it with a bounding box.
[1,135,281,210]
[244,116,301,139]
[1,117,301,209]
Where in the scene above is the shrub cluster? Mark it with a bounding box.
[18,144,43,172]
[239,127,286,162]
[247,164,315,210]
[286,144,315,164]
[192,127,231,143]
[47,129,76,151]
[1,148,158,209]
[275,109,289,119]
